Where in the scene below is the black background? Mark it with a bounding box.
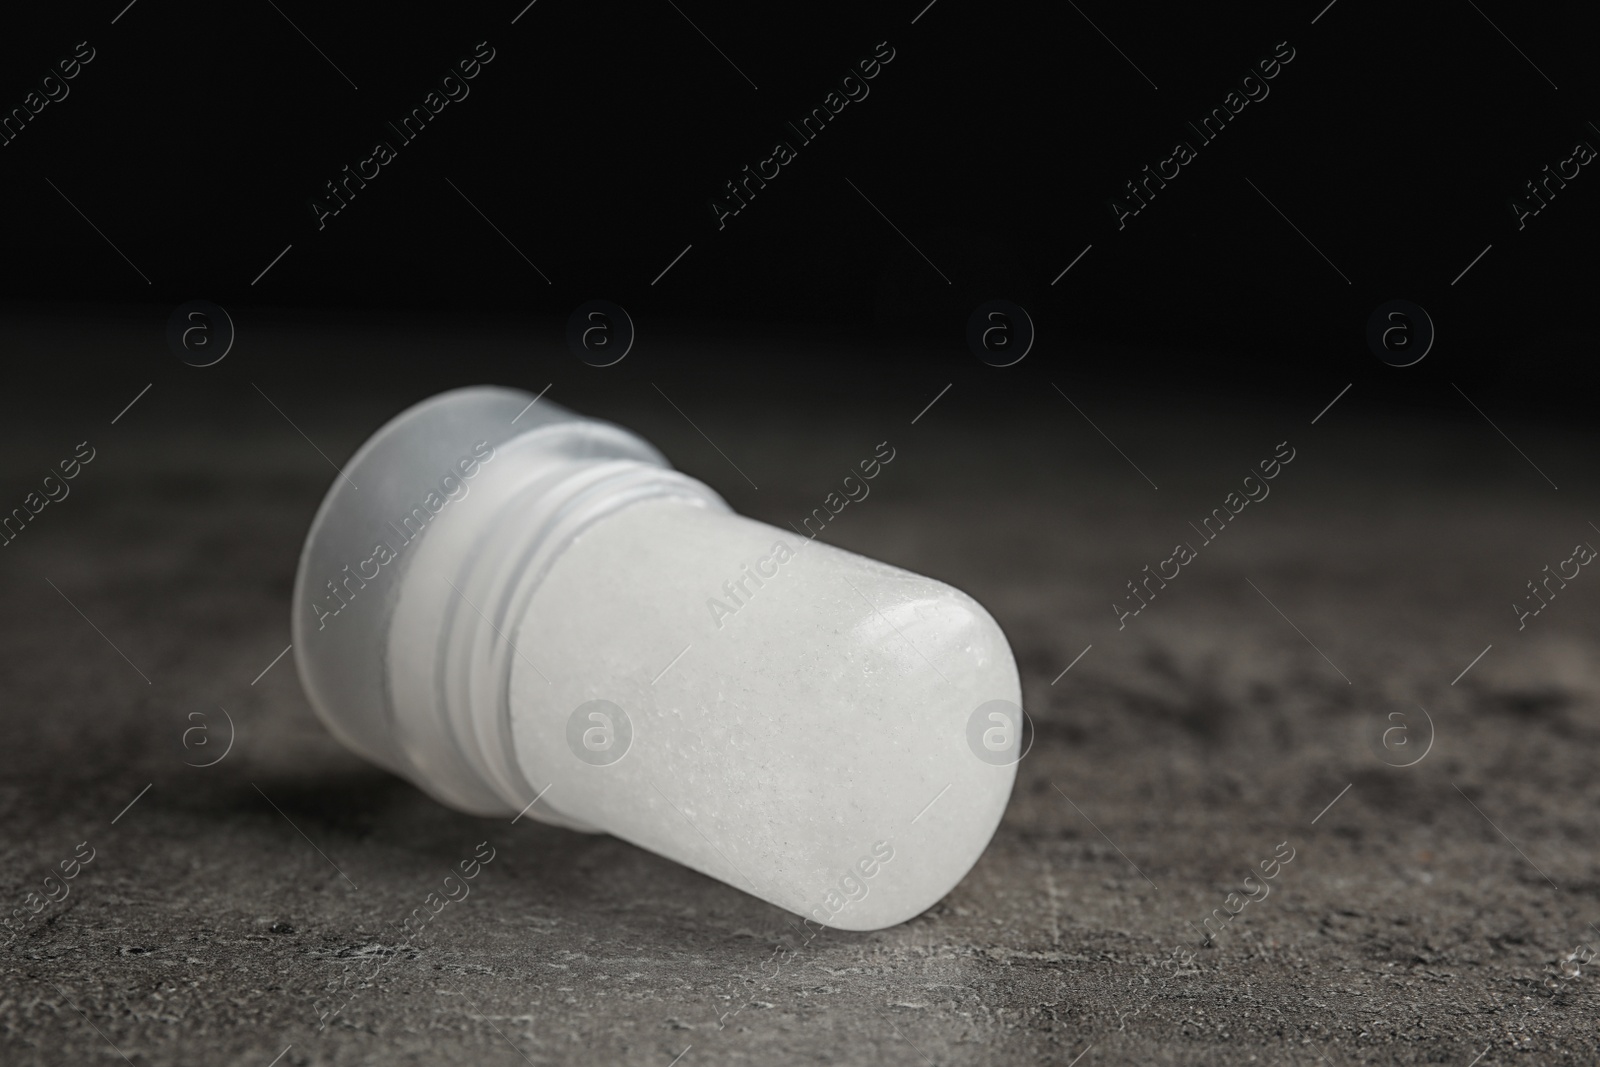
[0,0,1593,418]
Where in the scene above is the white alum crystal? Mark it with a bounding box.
[293,387,1022,930]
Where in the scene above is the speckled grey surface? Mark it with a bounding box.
[2,355,1597,1066]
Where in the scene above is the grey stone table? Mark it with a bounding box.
[1,327,1596,1065]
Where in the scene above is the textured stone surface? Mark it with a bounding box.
[1,362,1596,1065]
